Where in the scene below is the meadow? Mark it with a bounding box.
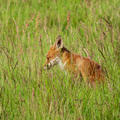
[0,0,120,119]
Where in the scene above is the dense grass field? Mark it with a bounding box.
[0,0,120,119]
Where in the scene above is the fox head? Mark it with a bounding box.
[44,35,64,70]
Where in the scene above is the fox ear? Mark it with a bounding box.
[56,35,63,49]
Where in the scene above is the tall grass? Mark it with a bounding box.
[0,0,120,119]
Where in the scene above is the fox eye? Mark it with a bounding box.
[47,56,49,60]
[47,55,53,61]
[47,56,52,60]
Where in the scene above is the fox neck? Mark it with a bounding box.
[57,58,66,70]
[58,47,71,70]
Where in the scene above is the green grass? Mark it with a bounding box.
[0,0,120,119]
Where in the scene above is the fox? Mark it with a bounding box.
[44,35,105,85]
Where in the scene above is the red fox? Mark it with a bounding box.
[44,35,105,85]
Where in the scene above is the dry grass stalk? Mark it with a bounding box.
[66,11,70,30]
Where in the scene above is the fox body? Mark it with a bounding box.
[44,36,105,84]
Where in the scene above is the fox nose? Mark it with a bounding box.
[44,64,50,70]
[44,64,48,70]
[44,65,47,70]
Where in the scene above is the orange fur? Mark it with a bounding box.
[44,35,105,85]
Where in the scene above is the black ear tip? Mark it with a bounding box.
[56,35,62,41]
[56,35,63,48]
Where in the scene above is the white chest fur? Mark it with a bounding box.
[58,59,65,70]
[55,57,66,70]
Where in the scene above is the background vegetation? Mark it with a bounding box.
[0,0,120,119]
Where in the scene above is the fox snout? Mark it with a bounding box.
[44,58,59,70]
[43,64,47,70]
[44,63,51,70]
